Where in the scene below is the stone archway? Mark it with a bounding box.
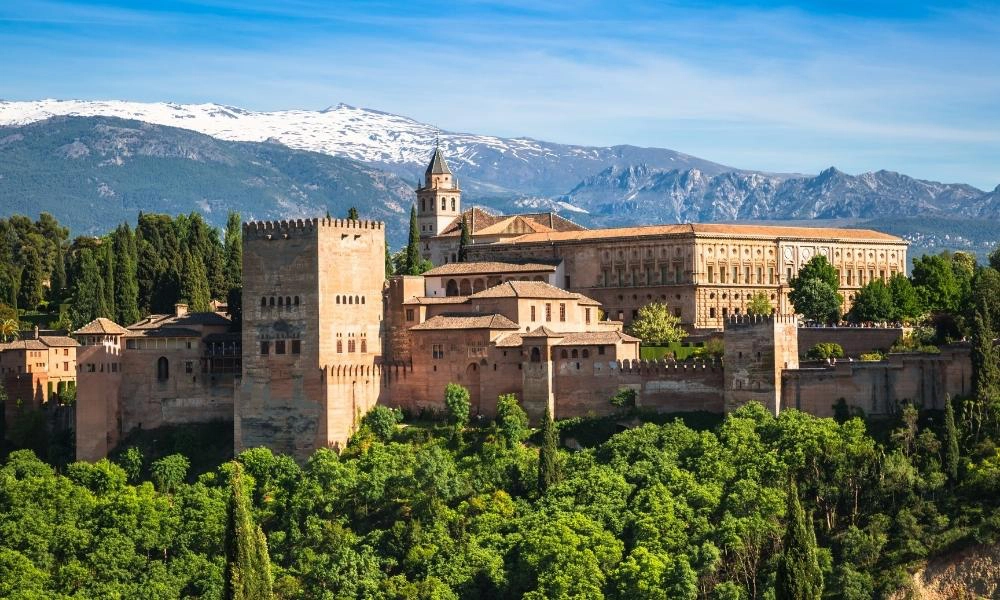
[459,279,472,295]
[446,279,459,296]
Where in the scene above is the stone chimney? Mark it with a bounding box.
[33,325,39,339]
[174,303,189,318]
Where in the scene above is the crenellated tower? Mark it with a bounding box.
[416,145,461,238]
[236,217,386,461]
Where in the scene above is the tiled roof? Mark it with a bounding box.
[557,331,641,345]
[410,313,519,331]
[425,147,452,176]
[437,207,586,237]
[523,326,563,338]
[499,223,905,244]
[422,261,558,277]
[39,336,79,347]
[0,336,79,350]
[0,340,48,351]
[128,312,231,330]
[72,317,129,336]
[402,296,470,305]
[125,327,202,338]
[494,333,525,347]
[469,280,581,300]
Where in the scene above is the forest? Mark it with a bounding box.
[4,212,1000,598]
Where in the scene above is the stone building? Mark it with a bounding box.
[0,328,78,440]
[73,307,239,462]
[235,217,385,462]
[464,223,908,330]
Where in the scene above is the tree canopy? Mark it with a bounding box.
[627,302,687,344]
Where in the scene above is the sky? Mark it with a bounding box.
[1,0,999,189]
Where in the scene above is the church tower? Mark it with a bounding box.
[416,145,461,237]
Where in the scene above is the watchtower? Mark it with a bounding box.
[722,314,799,414]
[416,146,461,237]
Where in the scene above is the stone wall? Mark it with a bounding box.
[782,345,971,417]
[798,326,904,358]
[75,344,123,461]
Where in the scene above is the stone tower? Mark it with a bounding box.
[236,218,386,462]
[416,145,461,237]
[722,314,799,414]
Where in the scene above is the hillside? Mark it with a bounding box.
[0,116,415,244]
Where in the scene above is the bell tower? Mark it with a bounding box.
[416,144,461,237]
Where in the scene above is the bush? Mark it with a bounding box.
[361,405,403,441]
[806,342,844,360]
[859,352,885,362]
[610,387,636,409]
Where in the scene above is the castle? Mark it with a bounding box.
[70,149,970,463]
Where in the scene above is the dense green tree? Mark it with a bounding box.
[968,311,1000,442]
[224,462,274,600]
[347,207,360,220]
[69,247,111,328]
[458,215,471,262]
[444,383,471,446]
[888,273,922,322]
[16,244,44,310]
[360,405,402,441]
[537,407,560,495]
[912,253,962,314]
[848,278,894,323]
[775,480,823,600]
[789,278,842,324]
[100,241,117,322]
[112,224,141,326]
[795,255,839,289]
[746,291,773,316]
[50,241,66,302]
[151,453,190,493]
[181,248,213,312]
[224,212,243,293]
[627,302,687,344]
[406,205,422,275]
[943,395,960,485]
[496,393,529,448]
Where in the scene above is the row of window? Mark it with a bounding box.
[337,339,367,353]
[260,340,302,355]
[527,303,586,324]
[261,295,300,308]
[707,265,774,285]
[1,361,73,374]
[420,198,458,213]
[431,345,608,361]
[336,295,366,305]
[602,266,687,287]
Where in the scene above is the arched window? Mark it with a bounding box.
[156,357,169,381]
[530,347,541,363]
[560,349,568,359]
[361,340,367,353]
[355,295,360,304]
[446,279,459,296]
[361,296,365,304]
[571,349,579,358]
[260,297,266,307]
[285,296,291,306]
[421,200,425,212]
[278,296,283,306]
[451,198,456,211]
[441,198,446,210]
[337,340,343,353]
[294,296,300,305]
[269,297,275,307]
[582,349,590,358]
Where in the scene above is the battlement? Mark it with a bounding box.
[724,314,798,329]
[243,217,385,238]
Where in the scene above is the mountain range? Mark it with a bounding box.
[0,99,997,253]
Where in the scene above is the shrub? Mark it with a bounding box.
[610,387,636,409]
[806,342,844,360]
[859,352,885,362]
[361,405,403,441]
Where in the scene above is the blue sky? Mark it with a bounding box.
[2,0,998,189]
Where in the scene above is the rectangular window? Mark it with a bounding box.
[598,345,606,355]
[559,303,566,322]
[708,265,714,283]
[660,266,669,283]
[756,267,762,284]
[745,266,751,283]
[769,267,775,284]
[276,340,286,355]
[531,305,536,321]
[585,308,591,324]
[674,307,682,317]
[733,266,739,283]
[64,361,69,371]
[787,267,793,282]
[405,309,414,321]
[565,276,571,288]
[64,348,69,356]
[348,340,356,352]
[292,340,301,354]
[185,361,193,373]
[260,341,270,355]
[675,266,682,283]
[432,344,444,359]
[545,303,552,322]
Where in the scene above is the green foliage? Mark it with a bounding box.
[118,446,144,483]
[775,481,823,599]
[347,207,360,220]
[537,408,560,495]
[405,205,429,276]
[888,273,922,322]
[795,254,839,289]
[610,387,637,409]
[458,215,471,262]
[790,276,842,324]
[858,352,885,362]
[224,462,274,600]
[627,302,687,344]
[224,211,243,294]
[746,291,772,317]
[806,342,844,360]
[943,395,960,484]
[361,405,403,441]
[150,453,191,493]
[112,224,141,325]
[445,383,471,447]
[848,278,894,323]
[495,393,529,448]
[911,252,965,314]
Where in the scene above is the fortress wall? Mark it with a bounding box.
[798,327,904,358]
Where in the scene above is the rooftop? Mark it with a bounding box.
[557,331,641,345]
[410,313,519,331]
[498,223,906,244]
[422,261,558,277]
[436,207,586,238]
[72,317,129,336]
[468,280,599,304]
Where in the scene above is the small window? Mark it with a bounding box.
[269,297,275,307]
[560,349,568,359]
[285,296,291,306]
[260,341,270,355]
[598,346,606,355]
[559,303,566,322]
[406,309,415,321]
[292,340,301,354]
[582,349,590,358]
[585,308,591,324]
[571,349,578,358]
[337,340,343,353]
[261,297,266,307]
[545,303,552,322]
[348,339,356,352]
[184,361,193,374]
[337,296,341,304]
[275,340,286,355]
[361,339,367,353]
[294,296,300,305]
[531,306,536,321]
[432,344,444,359]
[278,296,283,306]
[157,356,169,381]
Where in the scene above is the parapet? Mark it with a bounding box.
[243,217,385,238]
[724,314,798,329]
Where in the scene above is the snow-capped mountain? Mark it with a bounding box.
[0,99,735,196]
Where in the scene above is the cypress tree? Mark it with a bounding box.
[181,249,212,312]
[51,242,66,302]
[113,224,141,326]
[101,242,116,322]
[347,207,360,220]
[537,407,560,494]
[385,244,393,279]
[970,310,1000,441]
[17,245,44,310]
[458,215,471,262]
[775,480,823,600]
[943,394,960,484]
[224,212,243,293]
[223,463,273,600]
[69,248,111,329]
[405,205,422,275]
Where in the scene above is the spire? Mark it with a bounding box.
[425,143,452,177]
